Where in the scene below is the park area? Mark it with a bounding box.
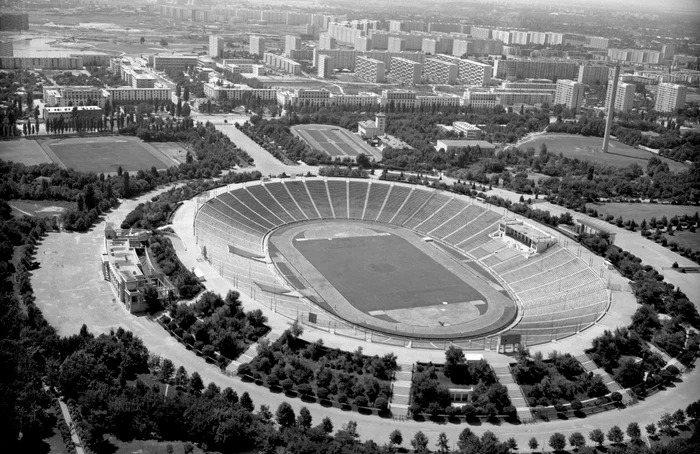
[292,124,382,161]
[9,199,74,218]
[39,136,177,174]
[519,134,688,172]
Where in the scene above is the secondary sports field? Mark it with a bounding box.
[40,136,176,174]
[293,233,484,313]
[519,134,687,172]
[587,202,700,225]
[292,124,382,161]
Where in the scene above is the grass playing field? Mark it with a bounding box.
[42,136,175,174]
[9,199,75,218]
[519,133,688,173]
[292,124,382,161]
[293,233,485,314]
[587,202,700,224]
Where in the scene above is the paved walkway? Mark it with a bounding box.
[58,399,85,454]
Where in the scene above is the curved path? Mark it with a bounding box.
[30,161,700,450]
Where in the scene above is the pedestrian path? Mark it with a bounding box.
[492,364,533,422]
[390,362,414,416]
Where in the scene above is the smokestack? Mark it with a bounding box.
[603,65,620,153]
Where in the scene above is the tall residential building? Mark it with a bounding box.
[510,31,530,45]
[389,20,424,32]
[319,33,336,50]
[355,56,386,83]
[492,30,511,45]
[470,27,491,40]
[662,44,676,60]
[554,79,584,111]
[423,58,458,84]
[528,32,548,45]
[0,14,29,31]
[149,55,198,71]
[494,60,579,81]
[387,37,406,53]
[285,35,302,56]
[249,36,266,56]
[606,81,635,113]
[578,65,610,85]
[0,41,12,57]
[263,53,301,75]
[209,35,223,58]
[390,57,422,85]
[318,54,333,78]
[655,83,687,113]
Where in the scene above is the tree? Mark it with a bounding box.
[321,416,333,434]
[589,428,605,446]
[646,423,657,437]
[122,172,131,198]
[569,432,586,450]
[607,425,624,444]
[659,412,675,434]
[189,371,204,394]
[182,103,191,117]
[436,432,449,454]
[411,431,429,454]
[275,402,296,429]
[389,429,403,449]
[528,437,539,450]
[240,392,254,412]
[673,409,686,426]
[140,36,145,45]
[183,87,190,102]
[297,407,312,431]
[626,422,641,440]
[549,432,567,452]
[166,444,173,454]
[159,358,174,383]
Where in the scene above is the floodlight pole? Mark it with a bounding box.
[602,65,621,153]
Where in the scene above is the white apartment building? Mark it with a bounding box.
[249,36,266,56]
[355,56,386,83]
[390,57,422,85]
[42,86,108,109]
[209,35,223,58]
[605,81,635,113]
[203,83,277,101]
[655,83,687,113]
[423,58,458,84]
[554,79,584,111]
[106,87,172,103]
[317,54,333,78]
[285,35,302,56]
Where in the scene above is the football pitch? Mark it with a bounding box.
[41,137,176,174]
[292,124,382,161]
[293,233,485,314]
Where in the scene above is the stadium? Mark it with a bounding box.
[193,177,611,350]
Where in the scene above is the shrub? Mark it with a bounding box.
[503,405,517,418]
[666,364,680,376]
[610,391,622,403]
[354,396,369,407]
[374,397,388,412]
[461,404,477,419]
[571,399,583,411]
[445,406,460,417]
[316,387,330,400]
[237,363,252,377]
[297,383,313,396]
[281,378,294,392]
[554,403,567,413]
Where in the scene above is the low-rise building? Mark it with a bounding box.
[436,139,496,155]
[203,83,277,101]
[358,113,386,137]
[43,106,103,123]
[106,87,172,103]
[149,54,198,71]
[452,122,483,139]
[277,88,331,107]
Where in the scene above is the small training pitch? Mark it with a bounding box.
[40,136,175,174]
[292,124,382,161]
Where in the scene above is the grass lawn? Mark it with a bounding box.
[587,203,700,225]
[44,137,172,174]
[519,134,688,172]
[9,199,75,218]
[661,230,700,252]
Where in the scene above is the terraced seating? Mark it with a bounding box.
[219,192,277,231]
[481,247,521,267]
[517,269,600,302]
[416,199,464,234]
[348,180,369,219]
[285,181,321,219]
[433,204,485,239]
[327,180,348,219]
[490,253,528,274]
[499,247,571,283]
[246,185,297,224]
[305,180,334,218]
[242,187,288,225]
[363,182,390,221]
[509,258,583,293]
[389,188,433,225]
[376,185,411,224]
[446,211,502,247]
[199,202,264,238]
[404,192,451,229]
[266,182,307,220]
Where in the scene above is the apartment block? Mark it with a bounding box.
[470,27,492,40]
[380,90,417,108]
[149,54,198,71]
[203,83,277,101]
[277,88,331,106]
[0,56,83,70]
[554,79,584,111]
[106,87,172,103]
[314,49,425,72]
[662,44,676,60]
[528,32,548,45]
[432,55,493,86]
[387,37,406,53]
[390,57,422,85]
[492,30,511,45]
[355,56,386,83]
[655,83,687,113]
[263,53,301,75]
[285,35,302,56]
[355,37,372,51]
[510,31,530,45]
[463,90,498,109]
[209,35,223,58]
[605,81,635,113]
[587,36,610,49]
[319,33,336,50]
[249,36,266,56]
[0,41,13,57]
[546,32,564,45]
[423,58,458,84]
[389,20,424,32]
[578,65,610,85]
[494,59,579,81]
[318,54,333,78]
[43,86,108,108]
[0,13,28,31]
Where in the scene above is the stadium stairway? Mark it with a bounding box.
[575,353,634,403]
[491,364,533,422]
[225,330,281,375]
[647,341,687,373]
[575,353,598,372]
[390,363,414,416]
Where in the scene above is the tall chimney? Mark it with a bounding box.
[603,65,620,153]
